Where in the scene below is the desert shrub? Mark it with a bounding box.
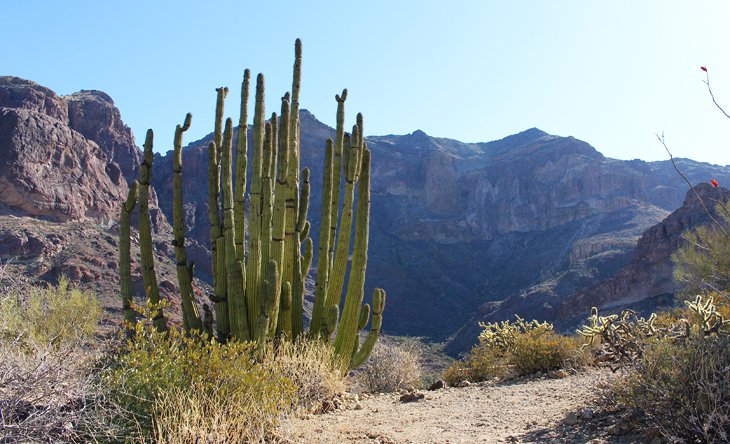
[359,338,423,393]
[0,277,102,347]
[261,336,347,411]
[442,316,585,384]
[616,335,730,443]
[103,325,296,440]
[508,328,582,375]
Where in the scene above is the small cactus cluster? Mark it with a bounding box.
[684,294,730,336]
[577,308,656,364]
[577,294,730,366]
[118,40,385,369]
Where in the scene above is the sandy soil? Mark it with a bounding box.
[280,369,645,444]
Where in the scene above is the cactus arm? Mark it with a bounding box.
[172,113,203,331]
[259,122,276,338]
[351,288,385,369]
[138,129,167,332]
[119,180,139,331]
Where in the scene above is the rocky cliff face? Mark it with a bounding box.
[0,77,178,310]
[557,183,730,322]
[0,77,140,223]
[151,108,730,348]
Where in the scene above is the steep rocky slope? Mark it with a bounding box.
[153,107,730,347]
[0,76,181,314]
[3,76,730,351]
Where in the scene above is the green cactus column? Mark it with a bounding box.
[234,70,250,262]
[245,73,266,338]
[333,146,371,358]
[328,90,347,268]
[272,96,291,336]
[325,128,362,319]
[172,113,203,332]
[221,117,249,340]
[209,87,229,341]
[119,180,138,331]
[309,140,334,336]
[138,129,167,332]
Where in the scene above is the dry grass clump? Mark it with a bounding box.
[358,337,423,393]
[617,335,730,443]
[442,316,587,386]
[261,337,347,412]
[104,325,296,441]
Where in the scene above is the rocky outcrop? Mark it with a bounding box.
[66,90,142,181]
[0,107,127,223]
[556,183,730,322]
[0,77,134,223]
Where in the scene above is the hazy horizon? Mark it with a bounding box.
[4,1,730,165]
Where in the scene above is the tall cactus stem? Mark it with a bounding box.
[334,147,371,358]
[328,91,347,268]
[310,139,334,335]
[222,118,249,340]
[119,180,138,332]
[325,133,358,316]
[138,129,167,332]
[172,113,203,332]
[234,70,250,261]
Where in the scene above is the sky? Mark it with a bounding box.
[4,1,730,165]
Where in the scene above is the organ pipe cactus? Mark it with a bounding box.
[172,113,202,332]
[119,180,138,330]
[119,39,385,369]
[138,130,167,332]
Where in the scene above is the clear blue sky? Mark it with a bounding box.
[4,1,730,164]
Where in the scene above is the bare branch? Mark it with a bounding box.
[657,133,730,240]
[703,70,730,120]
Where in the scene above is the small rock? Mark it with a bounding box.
[353,402,363,410]
[564,412,578,426]
[579,408,594,420]
[429,380,446,391]
[399,392,425,403]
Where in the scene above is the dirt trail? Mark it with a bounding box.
[282,370,632,443]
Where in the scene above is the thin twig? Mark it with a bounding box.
[703,71,730,120]
[657,133,730,240]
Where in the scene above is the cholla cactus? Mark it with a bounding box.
[479,316,554,352]
[577,308,656,365]
[685,294,730,336]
